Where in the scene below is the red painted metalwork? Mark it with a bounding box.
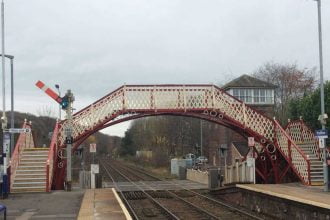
[49,84,312,189]
[47,122,59,191]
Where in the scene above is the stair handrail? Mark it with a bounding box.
[274,120,311,185]
[9,121,34,190]
[285,119,330,161]
[46,122,59,192]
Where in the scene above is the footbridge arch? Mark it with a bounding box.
[50,85,311,189]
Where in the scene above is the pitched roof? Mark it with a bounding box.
[232,142,250,157]
[222,74,277,90]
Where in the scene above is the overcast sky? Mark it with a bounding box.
[2,0,330,136]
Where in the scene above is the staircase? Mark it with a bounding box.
[11,148,49,193]
[285,120,327,186]
[297,142,324,185]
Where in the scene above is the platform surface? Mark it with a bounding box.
[104,180,208,191]
[78,188,131,220]
[0,189,84,219]
[237,183,330,210]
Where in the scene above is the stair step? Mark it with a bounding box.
[17,164,46,170]
[16,170,44,174]
[311,175,324,178]
[13,181,45,185]
[19,161,46,165]
[15,175,45,179]
[11,186,46,193]
[21,154,48,157]
[14,178,46,183]
[311,178,324,181]
[310,166,323,168]
[21,158,47,161]
[311,171,324,175]
[24,148,49,151]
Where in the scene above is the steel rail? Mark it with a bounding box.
[100,159,180,220]
[108,160,219,220]
[99,160,139,220]
[120,161,264,220]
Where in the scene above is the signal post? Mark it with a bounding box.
[63,90,74,191]
[35,81,75,191]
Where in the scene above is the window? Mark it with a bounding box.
[231,88,274,104]
[260,89,265,102]
[253,89,259,103]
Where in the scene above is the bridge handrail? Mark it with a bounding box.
[9,121,34,190]
[274,120,311,184]
[285,119,330,161]
[46,122,59,192]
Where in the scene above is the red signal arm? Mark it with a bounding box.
[35,80,62,104]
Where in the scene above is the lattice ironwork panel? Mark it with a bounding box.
[275,123,310,184]
[125,87,153,110]
[58,88,124,145]
[290,146,309,183]
[185,87,212,109]
[153,87,182,110]
[213,87,274,140]
[275,126,289,158]
[286,121,326,161]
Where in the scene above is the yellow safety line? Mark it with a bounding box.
[112,188,133,220]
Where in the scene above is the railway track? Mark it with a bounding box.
[100,159,265,220]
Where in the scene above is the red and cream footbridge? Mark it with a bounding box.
[11,84,326,191]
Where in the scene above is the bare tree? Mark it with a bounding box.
[253,61,317,124]
[36,105,56,118]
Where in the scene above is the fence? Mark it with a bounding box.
[186,169,209,185]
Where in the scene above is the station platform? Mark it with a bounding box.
[0,189,84,219]
[237,183,330,210]
[77,188,132,220]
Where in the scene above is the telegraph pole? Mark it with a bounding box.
[64,90,74,191]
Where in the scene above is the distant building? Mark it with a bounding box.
[222,74,277,117]
[207,74,276,170]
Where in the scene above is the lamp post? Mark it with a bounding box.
[0,54,13,158]
[55,84,61,120]
[0,0,9,197]
[314,0,328,192]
